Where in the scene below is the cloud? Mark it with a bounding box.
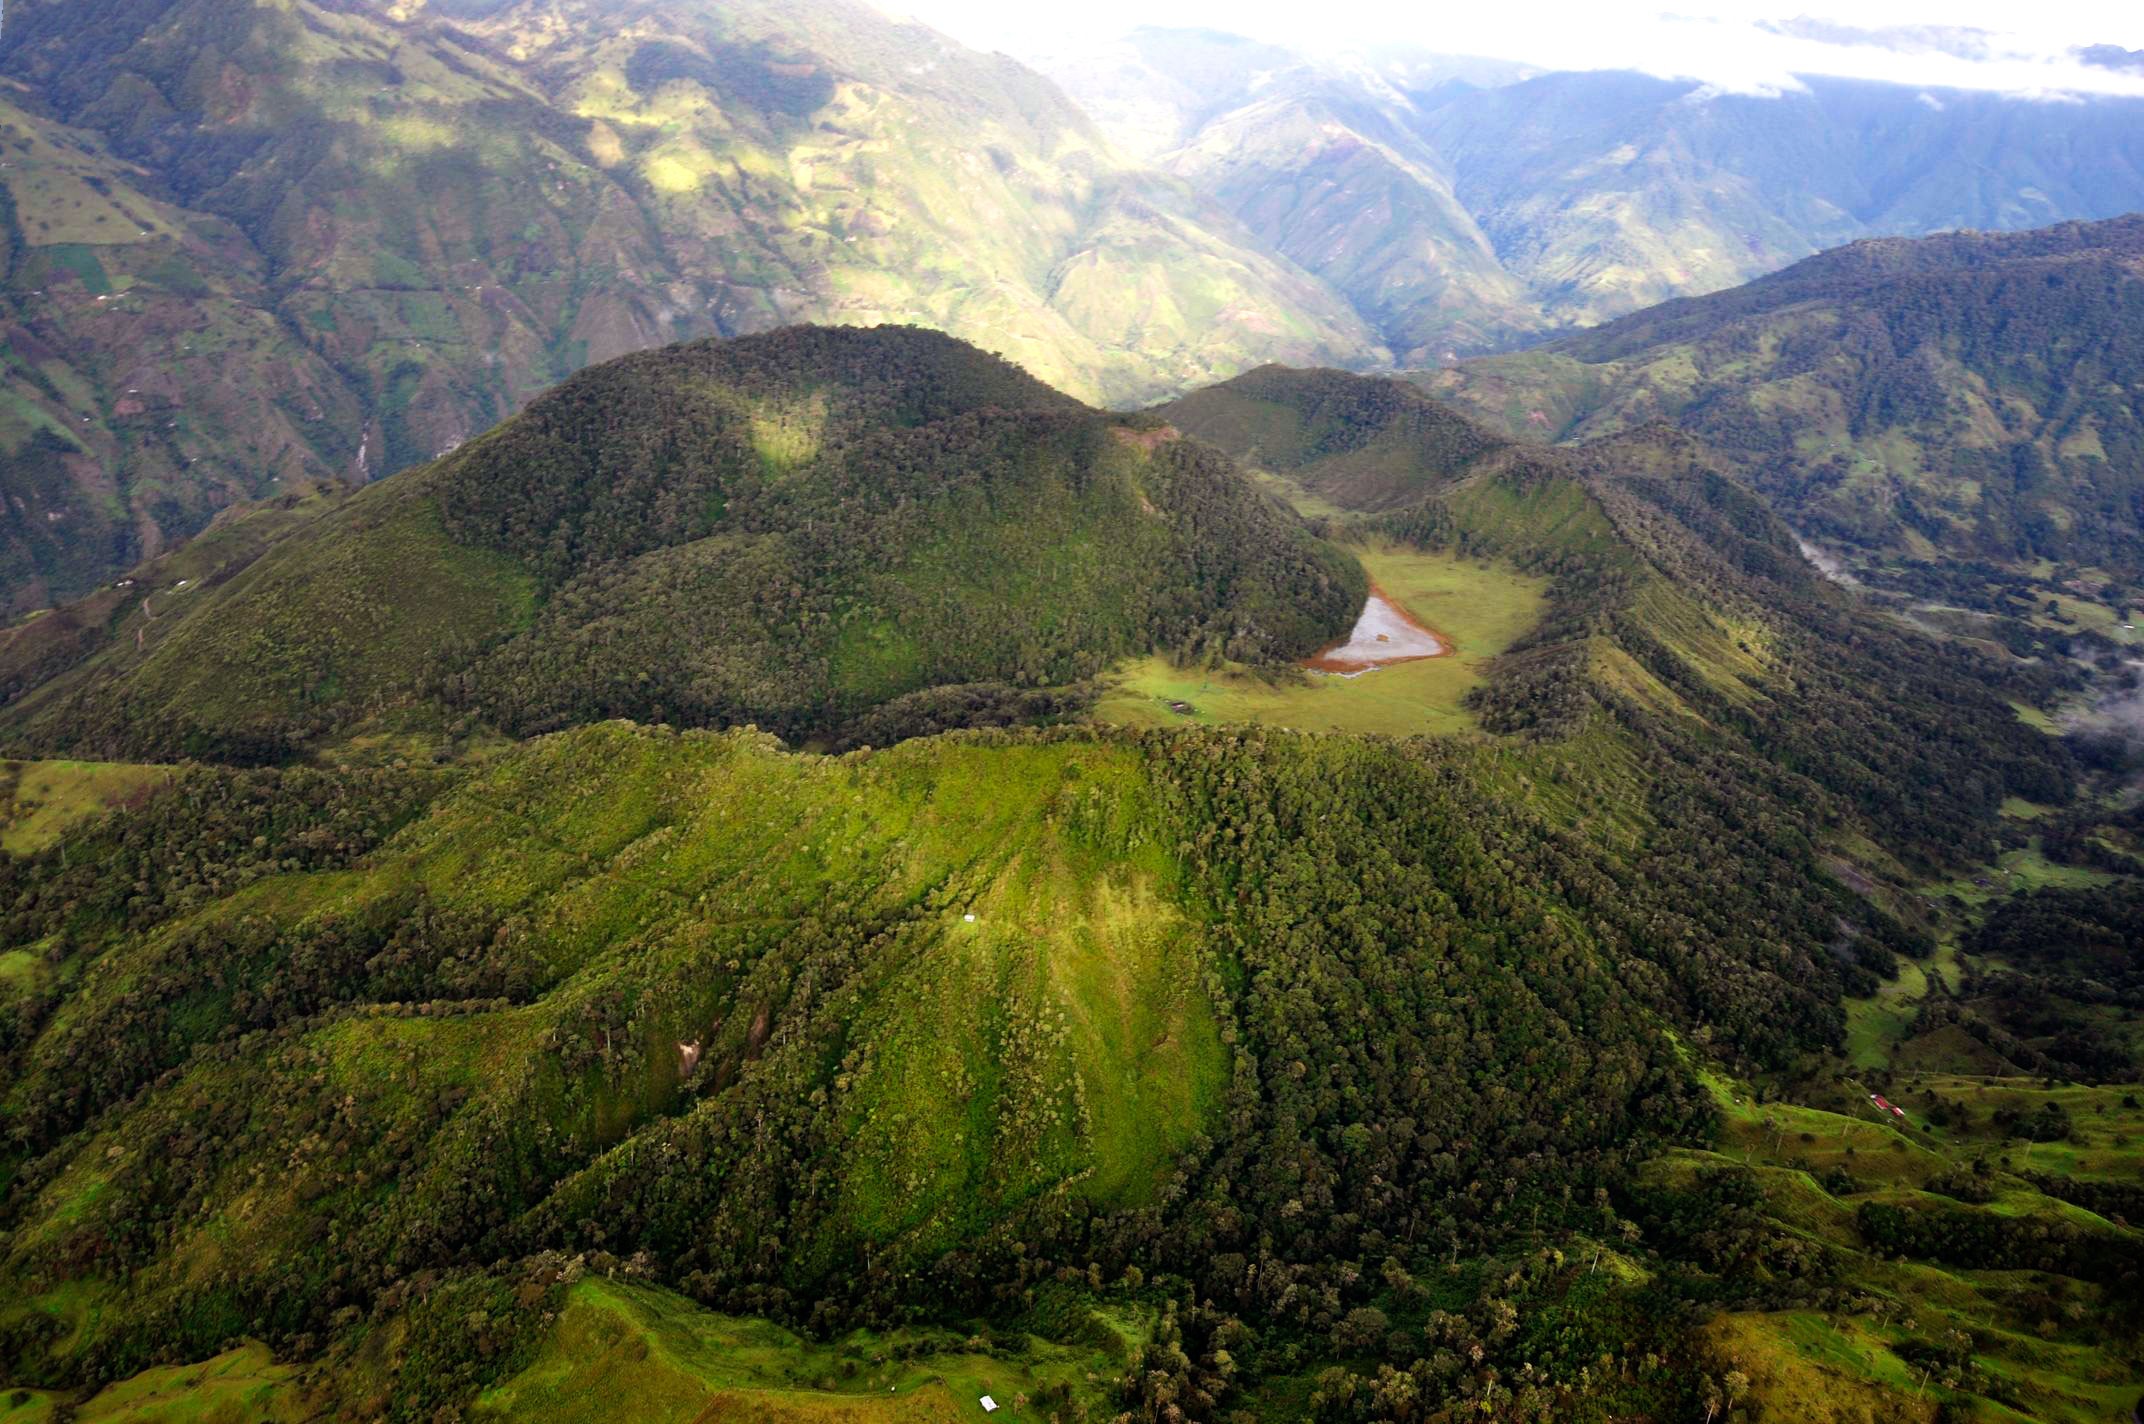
[1755,18,1999,61]
[882,0,2144,99]
[1681,76,1811,100]
[2080,44,2144,74]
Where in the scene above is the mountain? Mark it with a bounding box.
[2,331,2139,1421]
[0,0,1384,609]
[1041,30,2144,352]
[1421,215,2144,638]
[16,4,2144,617]
[1041,30,1551,362]
[1158,362,1510,511]
[15,2,2144,618]
[1407,72,2144,327]
[0,325,1363,761]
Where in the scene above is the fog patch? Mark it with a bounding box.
[1794,534,1860,586]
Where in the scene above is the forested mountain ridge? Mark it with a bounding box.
[1159,363,1511,510]
[0,0,1382,608]
[1159,365,2073,871]
[1422,215,2144,639]
[0,325,1366,761]
[0,330,2137,1421]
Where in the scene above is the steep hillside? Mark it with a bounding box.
[0,0,1383,606]
[1163,93,1543,362]
[0,86,368,613]
[0,326,1365,761]
[0,351,2131,1423]
[1159,366,2072,869]
[1422,216,2144,634]
[0,713,1945,1414]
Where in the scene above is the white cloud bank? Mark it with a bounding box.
[875,0,2144,98]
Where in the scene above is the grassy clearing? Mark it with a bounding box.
[0,760,171,855]
[1931,842,2118,909]
[1092,541,1547,738]
[1997,797,2054,821]
[475,1278,1138,1424]
[1895,1077,2144,1184]
[1701,1311,1927,1424]
[1842,927,1970,1072]
[0,1342,306,1421]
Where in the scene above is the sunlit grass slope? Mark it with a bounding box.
[476,1278,1142,1424]
[0,760,169,856]
[1646,1071,2144,1424]
[0,724,1223,1375]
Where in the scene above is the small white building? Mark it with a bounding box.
[979,1397,999,1414]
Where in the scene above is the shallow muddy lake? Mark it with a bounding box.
[1306,589,1447,673]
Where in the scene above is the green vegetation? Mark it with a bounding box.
[0,663,2091,1422]
[0,340,2131,1424]
[4,689,2036,1417]
[0,329,1361,762]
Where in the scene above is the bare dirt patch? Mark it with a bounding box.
[1110,424,1180,453]
[1305,584,1449,674]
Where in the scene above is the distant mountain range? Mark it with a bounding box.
[1408,68,2144,321]
[5,0,2144,609]
[1041,28,2144,357]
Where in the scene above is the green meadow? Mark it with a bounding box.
[1092,541,1548,737]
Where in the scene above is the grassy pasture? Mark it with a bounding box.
[1092,541,1547,738]
[0,759,170,855]
[475,1278,1138,1424]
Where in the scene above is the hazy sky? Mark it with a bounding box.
[875,0,2144,97]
